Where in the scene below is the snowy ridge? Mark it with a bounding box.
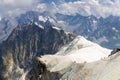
[37,15,62,31]
[34,21,62,31]
[65,51,120,80]
[39,36,112,73]
[52,27,61,30]
[38,15,57,24]
[38,16,47,22]
[57,36,111,63]
[0,17,1,21]
[39,55,72,73]
[34,22,44,29]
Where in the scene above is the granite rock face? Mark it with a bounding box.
[0,22,75,80]
[26,57,61,80]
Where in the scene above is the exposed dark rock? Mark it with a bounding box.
[109,48,120,56]
[0,22,76,80]
[26,57,61,80]
[0,45,3,80]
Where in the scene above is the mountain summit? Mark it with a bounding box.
[0,21,75,80]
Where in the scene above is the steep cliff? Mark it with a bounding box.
[26,57,62,80]
[0,22,75,80]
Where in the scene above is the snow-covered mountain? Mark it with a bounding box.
[0,11,56,43]
[0,19,75,80]
[0,0,120,80]
[56,36,111,62]
[0,11,120,49]
[35,50,120,80]
[55,14,120,49]
[38,35,111,72]
[25,36,120,80]
[26,35,117,80]
[1,11,120,80]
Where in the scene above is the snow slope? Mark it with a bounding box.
[57,36,111,63]
[59,51,120,80]
[38,36,120,80]
[39,36,111,73]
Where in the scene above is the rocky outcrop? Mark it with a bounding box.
[26,57,61,80]
[0,22,76,80]
[109,48,120,56]
[28,51,120,80]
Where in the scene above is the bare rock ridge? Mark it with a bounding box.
[0,22,76,80]
[26,57,61,80]
[109,48,120,56]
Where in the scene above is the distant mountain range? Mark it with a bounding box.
[0,10,120,80]
[55,14,120,49]
[0,1,120,80]
[0,11,120,49]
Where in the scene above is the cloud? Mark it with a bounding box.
[2,0,14,4]
[1,0,120,18]
[0,0,39,17]
[33,3,47,13]
[48,0,120,17]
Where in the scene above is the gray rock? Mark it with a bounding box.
[0,22,76,80]
[109,48,120,56]
[26,57,61,80]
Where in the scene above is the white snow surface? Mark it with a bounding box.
[38,36,120,80]
[57,36,111,63]
[57,51,120,80]
[39,36,112,73]
[38,16,47,22]
[38,16,56,23]
[34,22,44,29]
[52,27,61,30]
[0,17,1,21]
[34,21,61,31]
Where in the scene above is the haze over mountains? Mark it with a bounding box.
[0,10,120,48]
[0,0,120,80]
[0,17,112,80]
[1,0,120,17]
[0,0,120,49]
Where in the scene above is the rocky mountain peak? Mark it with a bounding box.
[0,22,76,80]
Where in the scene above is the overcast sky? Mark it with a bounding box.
[0,0,120,18]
